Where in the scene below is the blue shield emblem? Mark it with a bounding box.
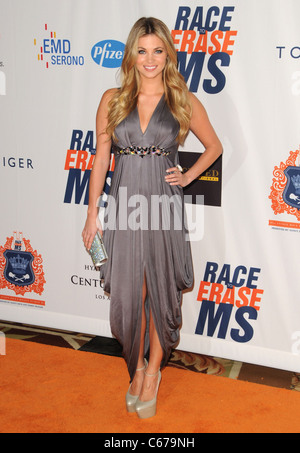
[283,166,300,209]
[3,249,35,286]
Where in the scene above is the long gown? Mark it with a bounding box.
[100,94,194,381]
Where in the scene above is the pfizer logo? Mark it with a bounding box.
[91,40,125,68]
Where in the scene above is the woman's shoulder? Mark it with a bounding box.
[97,88,120,115]
[101,87,120,103]
[187,91,202,106]
[187,91,207,116]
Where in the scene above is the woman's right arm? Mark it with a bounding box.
[82,89,116,250]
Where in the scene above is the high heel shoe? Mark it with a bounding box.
[125,359,148,413]
[135,369,161,419]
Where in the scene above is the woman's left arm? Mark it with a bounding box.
[165,92,223,187]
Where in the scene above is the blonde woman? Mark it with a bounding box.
[82,17,222,419]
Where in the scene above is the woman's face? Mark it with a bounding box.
[135,34,168,81]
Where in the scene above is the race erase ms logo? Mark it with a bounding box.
[64,129,115,205]
[195,262,264,343]
[91,40,125,68]
[172,6,237,93]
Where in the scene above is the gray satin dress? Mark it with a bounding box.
[100,95,194,381]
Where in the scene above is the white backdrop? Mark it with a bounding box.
[1,0,300,372]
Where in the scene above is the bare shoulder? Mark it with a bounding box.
[101,88,119,105]
[188,91,206,113]
[188,92,210,129]
[96,88,119,120]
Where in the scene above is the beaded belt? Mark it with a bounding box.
[116,145,170,157]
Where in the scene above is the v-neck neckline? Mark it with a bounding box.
[136,94,164,136]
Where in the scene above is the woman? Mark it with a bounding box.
[82,17,222,419]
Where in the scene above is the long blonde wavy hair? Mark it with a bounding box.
[106,17,192,145]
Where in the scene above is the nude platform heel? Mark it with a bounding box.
[135,369,161,419]
[125,359,148,413]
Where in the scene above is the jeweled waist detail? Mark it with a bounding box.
[115,145,170,158]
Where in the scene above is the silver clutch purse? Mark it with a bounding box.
[89,232,108,270]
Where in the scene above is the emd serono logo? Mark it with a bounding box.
[34,24,85,68]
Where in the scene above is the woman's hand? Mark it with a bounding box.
[82,215,103,251]
[165,167,190,188]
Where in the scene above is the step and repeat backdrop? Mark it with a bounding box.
[1,0,300,372]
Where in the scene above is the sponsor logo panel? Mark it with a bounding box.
[0,232,46,307]
[269,148,300,231]
[172,5,237,93]
[195,261,264,344]
[91,40,125,68]
[34,24,85,68]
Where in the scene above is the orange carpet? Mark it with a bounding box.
[1,338,300,433]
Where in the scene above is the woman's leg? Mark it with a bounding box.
[138,303,163,402]
[130,272,163,401]
[128,274,148,396]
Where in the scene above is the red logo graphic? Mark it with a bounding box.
[0,232,46,299]
[34,24,56,69]
[269,148,300,223]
